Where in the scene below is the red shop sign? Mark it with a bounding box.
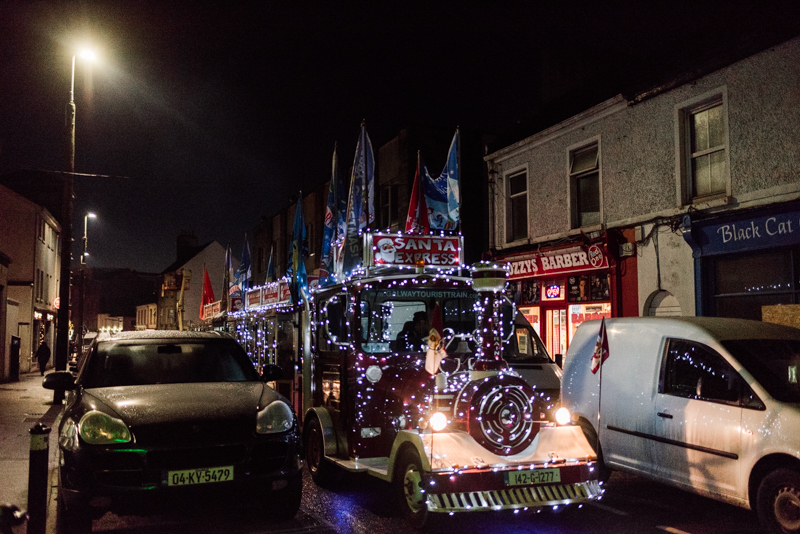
[503,244,609,280]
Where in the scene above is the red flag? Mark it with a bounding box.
[590,317,609,374]
[405,152,429,234]
[200,266,215,320]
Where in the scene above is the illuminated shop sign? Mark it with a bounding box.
[542,280,565,302]
[503,244,609,280]
[365,233,463,268]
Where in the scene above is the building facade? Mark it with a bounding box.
[158,233,228,330]
[485,35,800,359]
[136,303,158,330]
[0,184,61,379]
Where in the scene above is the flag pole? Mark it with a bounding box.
[597,342,603,462]
[456,126,462,235]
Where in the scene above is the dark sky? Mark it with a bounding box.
[1,1,799,273]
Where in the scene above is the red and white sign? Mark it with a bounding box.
[366,233,462,268]
[503,244,609,280]
[261,281,292,308]
[246,288,262,308]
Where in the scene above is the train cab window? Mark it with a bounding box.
[321,295,349,346]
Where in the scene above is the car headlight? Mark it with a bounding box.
[256,401,294,434]
[79,410,131,444]
[554,407,571,426]
[59,417,80,452]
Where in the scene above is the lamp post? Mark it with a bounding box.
[55,49,94,404]
[77,212,96,360]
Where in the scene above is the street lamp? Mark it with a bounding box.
[77,212,96,361]
[55,47,95,404]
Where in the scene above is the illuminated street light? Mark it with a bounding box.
[55,47,96,404]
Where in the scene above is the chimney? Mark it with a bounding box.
[177,230,198,261]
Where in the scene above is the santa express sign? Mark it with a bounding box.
[504,244,609,280]
[366,233,463,268]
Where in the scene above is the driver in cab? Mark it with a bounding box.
[394,311,429,352]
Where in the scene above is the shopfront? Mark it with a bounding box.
[500,243,613,362]
[683,201,800,322]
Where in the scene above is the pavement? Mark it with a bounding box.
[0,371,63,534]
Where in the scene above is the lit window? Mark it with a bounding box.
[690,102,726,199]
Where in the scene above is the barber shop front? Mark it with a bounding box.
[497,242,615,363]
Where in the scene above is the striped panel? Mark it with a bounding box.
[427,481,602,513]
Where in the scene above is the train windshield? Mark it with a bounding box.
[359,287,479,353]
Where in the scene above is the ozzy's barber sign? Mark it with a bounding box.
[504,244,609,280]
[365,233,463,268]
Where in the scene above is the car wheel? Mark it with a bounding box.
[577,419,611,484]
[56,490,92,534]
[757,468,800,534]
[269,474,303,522]
[305,417,336,487]
[394,447,432,530]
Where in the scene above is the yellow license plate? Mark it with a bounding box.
[505,468,560,486]
[165,466,234,487]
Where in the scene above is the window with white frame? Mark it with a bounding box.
[676,89,728,205]
[505,170,528,243]
[569,143,600,228]
[689,101,726,199]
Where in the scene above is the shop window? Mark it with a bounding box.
[569,143,600,228]
[505,170,528,243]
[676,88,729,205]
[709,248,796,320]
[660,339,746,406]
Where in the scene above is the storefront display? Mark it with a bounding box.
[499,241,614,357]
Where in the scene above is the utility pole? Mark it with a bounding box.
[54,55,77,404]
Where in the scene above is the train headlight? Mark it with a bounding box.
[430,412,448,431]
[555,407,571,426]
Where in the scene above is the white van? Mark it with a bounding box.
[562,317,800,534]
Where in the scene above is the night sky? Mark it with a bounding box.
[2,1,799,273]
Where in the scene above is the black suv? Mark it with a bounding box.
[44,331,302,533]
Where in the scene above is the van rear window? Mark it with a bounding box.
[722,339,800,403]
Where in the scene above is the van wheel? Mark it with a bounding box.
[577,419,611,484]
[305,417,336,487]
[395,448,432,530]
[757,468,800,534]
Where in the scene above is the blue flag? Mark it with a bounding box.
[320,144,347,287]
[337,123,374,279]
[287,194,308,301]
[422,130,459,231]
[240,234,252,291]
[266,244,276,283]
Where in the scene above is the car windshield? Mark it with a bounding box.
[722,339,800,403]
[359,287,479,353]
[82,339,260,388]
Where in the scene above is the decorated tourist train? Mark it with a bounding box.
[301,231,602,527]
[222,125,601,527]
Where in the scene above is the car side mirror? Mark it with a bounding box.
[42,371,77,391]
[261,364,283,382]
[554,353,563,369]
